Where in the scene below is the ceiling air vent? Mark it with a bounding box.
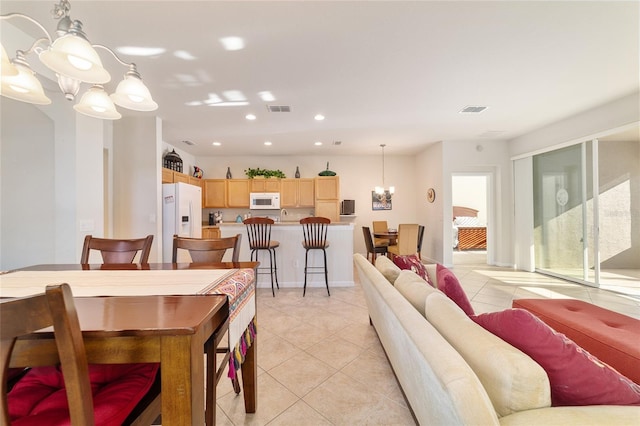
[459,105,488,114]
[333,141,342,146]
[266,105,291,112]
[182,140,195,146]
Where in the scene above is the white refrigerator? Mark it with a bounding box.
[162,182,202,262]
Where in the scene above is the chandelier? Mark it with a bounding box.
[0,0,157,120]
[374,144,394,201]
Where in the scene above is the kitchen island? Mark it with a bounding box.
[218,222,354,289]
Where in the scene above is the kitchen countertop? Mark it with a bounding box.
[217,222,352,226]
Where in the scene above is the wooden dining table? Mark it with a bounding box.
[0,261,259,426]
[374,231,398,246]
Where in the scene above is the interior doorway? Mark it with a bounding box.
[452,174,488,266]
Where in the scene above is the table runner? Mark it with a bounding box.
[0,269,237,297]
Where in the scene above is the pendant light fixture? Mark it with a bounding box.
[374,144,394,199]
[0,0,157,119]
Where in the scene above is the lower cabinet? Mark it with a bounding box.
[202,227,220,239]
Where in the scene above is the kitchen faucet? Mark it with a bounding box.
[280,208,288,222]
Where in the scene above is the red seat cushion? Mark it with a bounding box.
[513,298,640,385]
[8,363,159,426]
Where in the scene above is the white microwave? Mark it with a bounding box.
[249,192,281,210]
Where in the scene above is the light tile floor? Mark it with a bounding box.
[214,254,640,425]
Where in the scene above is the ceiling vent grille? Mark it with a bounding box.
[182,140,195,146]
[332,141,342,146]
[459,105,488,114]
[267,105,291,112]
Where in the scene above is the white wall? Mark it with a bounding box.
[415,142,445,264]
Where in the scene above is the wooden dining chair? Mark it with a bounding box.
[2,284,162,426]
[372,220,390,247]
[387,224,420,258]
[362,226,388,264]
[172,234,242,263]
[300,217,331,296]
[417,225,425,260]
[81,235,154,264]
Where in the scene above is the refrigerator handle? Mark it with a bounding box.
[188,200,193,237]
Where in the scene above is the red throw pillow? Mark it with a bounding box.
[472,308,640,406]
[392,254,432,285]
[435,264,474,315]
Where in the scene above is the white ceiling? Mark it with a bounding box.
[2,1,638,156]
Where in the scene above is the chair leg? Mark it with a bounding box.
[272,248,279,289]
[303,249,309,297]
[267,249,275,297]
[323,248,330,296]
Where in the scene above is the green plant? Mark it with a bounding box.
[244,167,286,179]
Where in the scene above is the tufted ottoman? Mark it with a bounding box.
[512,298,640,385]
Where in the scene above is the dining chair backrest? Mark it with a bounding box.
[1,283,95,426]
[172,234,242,263]
[372,220,389,245]
[396,224,420,256]
[243,217,275,249]
[362,226,375,253]
[300,217,330,249]
[81,235,153,264]
[417,225,425,256]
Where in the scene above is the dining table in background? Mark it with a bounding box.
[0,261,259,426]
[373,231,398,246]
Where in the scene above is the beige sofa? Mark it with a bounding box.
[353,253,640,425]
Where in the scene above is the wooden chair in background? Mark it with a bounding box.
[362,226,388,264]
[372,220,390,247]
[80,235,153,264]
[300,217,331,296]
[172,234,242,263]
[417,225,425,260]
[387,224,420,258]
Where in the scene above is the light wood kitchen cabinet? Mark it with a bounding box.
[315,176,339,200]
[202,227,220,239]
[314,176,340,222]
[172,173,189,184]
[250,178,280,193]
[281,178,315,208]
[203,179,226,208]
[188,176,202,188]
[162,168,174,183]
[226,179,250,208]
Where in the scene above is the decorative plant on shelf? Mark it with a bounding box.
[244,167,286,179]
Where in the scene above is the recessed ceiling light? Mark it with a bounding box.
[220,36,245,51]
[264,141,272,146]
[116,46,166,57]
[314,114,325,121]
[212,141,221,146]
[314,141,323,146]
[246,114,256,120]
[173,50,196,60]
[259,91,276,102]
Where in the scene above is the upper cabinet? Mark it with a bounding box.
[281,178,315,208]
[203,179,226,208]
[227,179,250,208]
[315,176,339,200]
[250,178,281,193]
[163,168,202,188]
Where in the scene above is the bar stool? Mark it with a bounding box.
[300,216,331,296]
[243,217,280,296]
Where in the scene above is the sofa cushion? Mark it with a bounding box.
[375,255,402,284]
[436,264,474,315]
[425,292,551,416]
[472,308,640,406]
[392,254,430,283]
[424,264,438,287]
[394,270,437,316]
[8,363,159,426]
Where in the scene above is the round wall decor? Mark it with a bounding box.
[427,188,436,203]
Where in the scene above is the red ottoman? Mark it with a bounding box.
[512,298,640,385]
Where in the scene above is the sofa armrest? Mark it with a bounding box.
[500,405,640,426]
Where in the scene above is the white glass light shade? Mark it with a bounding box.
[40,33,110,84]
[375,186,384,195]
[1,44,18,77]
[73,85,121,119]
[388,186,395,194]
[110,74,158,111]
[0,62,51,105]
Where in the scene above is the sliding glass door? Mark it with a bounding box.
[533,142,596,284]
